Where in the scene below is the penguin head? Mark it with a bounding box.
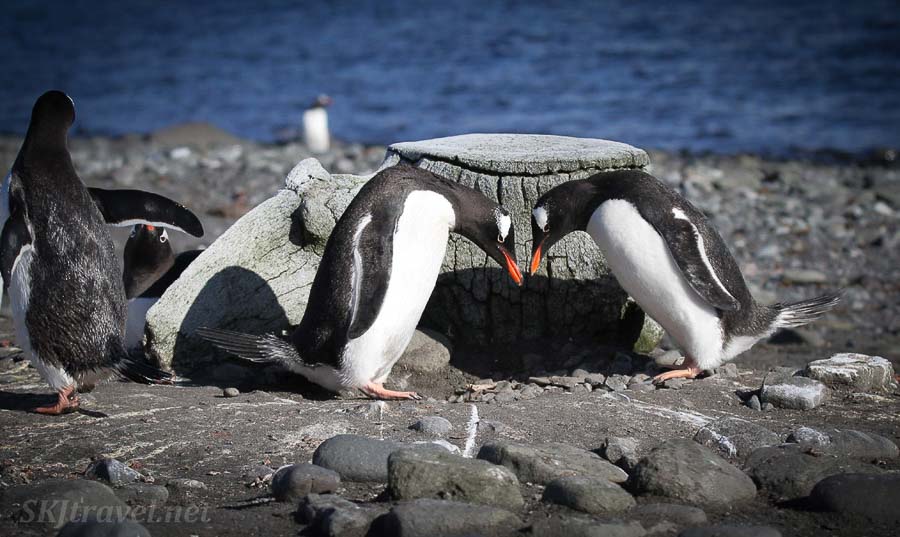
[456,204,522,286]
[122,224,175,298]
[529,186,585,275]
[30,90,76,134]
[309,94,333,109]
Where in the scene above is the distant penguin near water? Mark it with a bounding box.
[1,90,201,414]
[198,163,523,400]
[303,94,332,153]
[123,223,204,350]
[529,170,840,382]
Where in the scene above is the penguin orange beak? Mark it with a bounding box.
[500,246,523,286]
[530,238,546,275]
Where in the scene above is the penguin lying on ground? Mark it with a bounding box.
[123,224,204,350]
[0,90,200,414]
[198,163,523,400]
[529,169,840,382]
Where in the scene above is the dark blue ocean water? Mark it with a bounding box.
[2,0,898,154]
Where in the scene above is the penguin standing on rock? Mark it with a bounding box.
[122,224,204,350]
[529,170,840,382]
[198,163,523,400]
[1,91,198,414]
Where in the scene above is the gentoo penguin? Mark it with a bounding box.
[0,90,195,414]
[123,224,204,350]
[303,94,332,153]
[197,163,522,399]
[529,170,840,382]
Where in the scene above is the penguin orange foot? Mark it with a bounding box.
[363,382,420,400]
[652,361,703,383]
[33,385,79,415]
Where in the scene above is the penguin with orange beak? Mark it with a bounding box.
[199,163,521,399]
[529,170,839,382]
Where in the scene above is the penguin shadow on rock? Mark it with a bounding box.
[170,266,328,399]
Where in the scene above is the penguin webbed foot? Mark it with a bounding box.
[33,385,80,415]
[652,359,703,384]
[362,382,421,400]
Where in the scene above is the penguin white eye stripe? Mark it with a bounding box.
[496,213,511,241]
[533,206,548,231]
[671,208,736,301]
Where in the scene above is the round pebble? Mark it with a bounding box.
[223,387,240,397]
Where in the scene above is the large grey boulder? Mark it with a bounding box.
[144,135,657,369]
[805,353,897,393]
[144,159,368,369]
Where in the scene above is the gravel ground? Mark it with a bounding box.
[0,125,898,536]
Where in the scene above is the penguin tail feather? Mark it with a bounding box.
[113,357,174,385]
[772,292,842,329]
[195,327,304,369]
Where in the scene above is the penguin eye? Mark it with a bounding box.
[130,226,138,238]
[497,233,504,243]
[160,230,169,243]
[543,224,549,233]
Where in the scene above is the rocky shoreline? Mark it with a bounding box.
[0,125,898,536]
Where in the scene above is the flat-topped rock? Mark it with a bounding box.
[805,353,897,393]
[387,134,649,175]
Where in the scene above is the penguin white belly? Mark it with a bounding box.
[587,200,724,367]
[340,191,454,387]
[8,246,74,390]
[125,297,158,350]
[303,108,329,153]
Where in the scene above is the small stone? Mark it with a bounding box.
[598,437,640,470]
[693,417,781,460]
[223,387,240,397]
[785,426,898,459]
[744,444,883,501]
[629,382,656,392]
[85,458,142,485]
[679,525,782,537]
[782,269,827,284]
[115,483,169,507]
[631,439,757,507]
[662,378,690,390]
[761,402,774,412]
[374,498,521,537]
[57,519,151,537]
[388,448,523,510]
[713,363,739,378]
[518,384,543,400]
[312,434,445,483]
[477,441,627,485]
[297,494,386,537]
[542,475,636,514]
[760,371,830,410]
[549,376,580,390]
[410,416,452,437]
[392,328,452,374]
[654,350,684,367]
[746,395,761,411]
[528,376,552,386]
[604,375,630,392]
[805,353,896,393]
[530,516,646,537]
[271,463,340,502]
[571,368,590,380]
[585,373,607,387]
[494,389,519,402]
[810,473,900,521]
[627,503,708,526]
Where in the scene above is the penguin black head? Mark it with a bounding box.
[309,94,333,109]
[529,181,593,275]
[30,90,76,134]
[123,224,175,299]
[456,204,522,286]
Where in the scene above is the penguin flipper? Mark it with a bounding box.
[652,209,741,311]
[89,188,204,237]
[346,208,399,339]
[0,197,33,289]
